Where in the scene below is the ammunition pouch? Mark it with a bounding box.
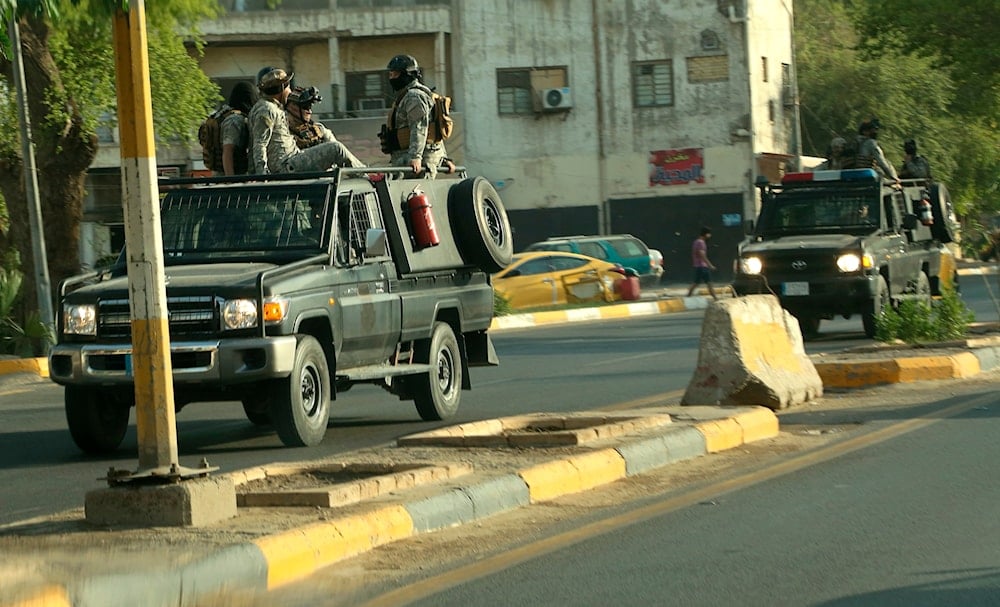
[379,124,400,154]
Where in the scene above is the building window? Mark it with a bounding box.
[497,69,534,115]
[781,63,794,107]
[633,60,674,107]
[762,57,768,82]
[345,71,392,115]
[768,99,776,123]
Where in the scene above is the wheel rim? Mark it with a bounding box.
[483,198,506,248]
[299,363,320,418]
[436,347,456,397]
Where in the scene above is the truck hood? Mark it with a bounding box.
[67,263,277,299]
[742,234,864,253]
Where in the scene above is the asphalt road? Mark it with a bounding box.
[0,280,995,525]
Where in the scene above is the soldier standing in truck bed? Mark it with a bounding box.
[853,118,900,184]
[381,54,447,179]
[899,139,932,179]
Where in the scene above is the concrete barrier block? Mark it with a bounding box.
[84,476,236,528]
[404,487,476,533]
[682,295,823,410]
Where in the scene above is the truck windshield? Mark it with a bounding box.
[159,184,330,261]
[757,190,880,235]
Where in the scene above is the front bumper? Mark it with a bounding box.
[48,336,298,387]
[733,273,880,317]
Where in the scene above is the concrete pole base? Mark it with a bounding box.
[85,476,237,528]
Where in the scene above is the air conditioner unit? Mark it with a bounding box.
[540,87,573,111]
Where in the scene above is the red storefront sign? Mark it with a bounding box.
[649,148,705,186]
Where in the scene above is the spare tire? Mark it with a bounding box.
[448,177,514,273]
[927,183,959,244]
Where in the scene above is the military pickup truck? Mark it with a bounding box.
[733,168,958,338]
[48,168,513,452]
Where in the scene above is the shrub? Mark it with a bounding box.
[493,289,514,317]
[875,285,974,344]
[0,268,55,357]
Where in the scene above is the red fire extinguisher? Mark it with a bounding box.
[918,194,934,226]
[407,187,440,248]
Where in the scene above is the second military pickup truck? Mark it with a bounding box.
[48,168,513,452]
[733,168,958,338]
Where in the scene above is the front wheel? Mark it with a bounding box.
[412,322,462,421]
[269,335,331,447]
[65,386,132,454]
[797,315,821,340]
[862,275,889,338]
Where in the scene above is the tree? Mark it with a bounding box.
[0,0,220,325]
[855,0,1000,117]
[795,0,1000,229]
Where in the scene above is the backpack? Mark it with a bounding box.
[428,92,454,143]
[198,107,243,173]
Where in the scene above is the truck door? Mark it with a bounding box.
[333,187,402,368]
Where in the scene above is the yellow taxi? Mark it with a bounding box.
[492,251,627,310]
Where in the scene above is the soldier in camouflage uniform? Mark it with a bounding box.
[853,118,899,183]
[899,139,932,179]
[285,86,341,150]
[249,68,364,175]
[218,81,256,176]
[381,54,446,179]
[815,137,848,171]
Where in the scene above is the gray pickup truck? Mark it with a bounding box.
[733,168,958,338]
[48,168,513,452]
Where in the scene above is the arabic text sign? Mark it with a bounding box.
[649,148,705,186]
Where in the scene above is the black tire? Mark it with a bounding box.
[412,322,462,421]
[862,275,889,338]
[65,386,131,454]
[241,394,272,426]
[797,315,821,340]
[269,335,330,447]
[448,176,514,273]
[927,183,958,244]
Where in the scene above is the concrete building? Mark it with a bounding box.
[86,0,800,282]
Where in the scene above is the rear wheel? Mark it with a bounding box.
[915,271,931,307]
[269,336,330,447]
[65,386,131,454]
[862,275,889,338]
[412,322,462,421]
[448,177,513,273]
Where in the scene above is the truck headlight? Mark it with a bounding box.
[836,253,873,273]
[222,299,258,330]
[740,256,763,275]
[63,304,96,336]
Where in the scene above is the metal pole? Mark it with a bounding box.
[8,16,54,330]
[111,0,179,474]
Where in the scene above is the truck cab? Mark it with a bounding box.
[733,168,957,338]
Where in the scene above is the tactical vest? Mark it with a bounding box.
[290,121,325,149]
[387,84,440,149]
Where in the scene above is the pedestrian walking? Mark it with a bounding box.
[686,227,718,300]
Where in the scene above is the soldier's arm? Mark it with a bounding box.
[250,112,274,174]
[403,93,431,170]
[874,144,899,181]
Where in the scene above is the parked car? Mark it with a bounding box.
[523,234,661,285]
[493,251,626,309]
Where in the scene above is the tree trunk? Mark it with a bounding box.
[0,15,98,323]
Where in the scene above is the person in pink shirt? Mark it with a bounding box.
[686,226,718,300]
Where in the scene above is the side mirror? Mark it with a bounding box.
[743,219,755,235]
[365,228,388,257]
[902,214,919,231]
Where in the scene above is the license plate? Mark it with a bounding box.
[124,353,133,376]
[783,282,809,296]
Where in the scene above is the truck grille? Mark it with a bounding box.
[763,251,838,275]
[97,296,220,340]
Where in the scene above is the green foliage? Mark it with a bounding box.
[795,0,1000,227]
[0,267,54,356]
[875,286,974,344]
[493,289,513,317]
